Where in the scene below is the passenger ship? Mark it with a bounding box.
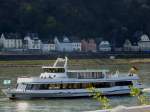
[2,57,143,99]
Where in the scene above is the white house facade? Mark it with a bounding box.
[54,36,81,52]
[0,33,23,49]
[24,35,42,50]
[41,43,56,54]
[99,41,111,51]
[138,34,150,51]
[72,43,81,51]
[49,43,56,51]
[123,39,132,51]
[131,44,140,51]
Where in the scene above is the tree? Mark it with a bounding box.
[87,86,111,109]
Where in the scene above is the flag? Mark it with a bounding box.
[130,66,138,74]
[3,80,11,85]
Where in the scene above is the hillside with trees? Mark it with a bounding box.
[0,0,150,46]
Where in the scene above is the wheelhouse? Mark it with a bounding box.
[42,67,65,73]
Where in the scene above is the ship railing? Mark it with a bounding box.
[105,73,138,79]
[17,76,40,84]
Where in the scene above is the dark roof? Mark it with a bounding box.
[54,35,81,43]
[48,39,55,44]
[3,33,22,39]
[26,33,38,37]
[25,33,39,40]
[95,37,103,44]
[69,36,81,42]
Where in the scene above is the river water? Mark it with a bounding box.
[0,63,150,112]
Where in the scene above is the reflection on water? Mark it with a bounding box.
[0,63,150,112]
[0,96,140,112]
[16,102,29,111]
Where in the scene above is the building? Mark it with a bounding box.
[131,43,139,51]
[123,39,132,51]
[123,39,140,52]
[81,39,97,52]
[0,33,23,50]
[138,34,150,51]
[41,41,56,54]
[54,36,81,52]
[88,39,97,52]
[23,34,42,53]
[99,41,111,52]
[49,43,56,51]
[95,37,103,50]
[41,43,50,54]
[81,40,88,52]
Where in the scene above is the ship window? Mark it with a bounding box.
[31,82,115,90]
[76,72,105,79]
[26,84,33,90]
[40,84,49,90]
[61,83,91,89]
[32,84,40,90]
[62,84,68,89]
[45,83,91,89]
[48,84,61,89]
[93,82,111,88]
[43,68,65,73]
[81,83,91,88]
[15,84,18,89]
[115,81,133,86]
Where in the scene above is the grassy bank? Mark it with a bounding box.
[0,58,150,66]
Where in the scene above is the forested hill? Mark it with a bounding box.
[0,0,150,43]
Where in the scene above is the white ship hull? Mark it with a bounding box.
[2,86,142,99]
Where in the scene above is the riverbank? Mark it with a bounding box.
[86,105,150,112]
[0,58,150,67]
[0,52,150,60]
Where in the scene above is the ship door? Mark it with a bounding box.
[17,83,27,91]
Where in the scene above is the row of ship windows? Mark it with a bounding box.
[68,72,105,79]
[23,81,133,90]
[43,68,65,73]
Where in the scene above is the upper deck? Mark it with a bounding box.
[17,57,140,84]
[67,69,110,79]
[68,69,109,73]
[17,73,139,84]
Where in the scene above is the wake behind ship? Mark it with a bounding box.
[2,57,143,99]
